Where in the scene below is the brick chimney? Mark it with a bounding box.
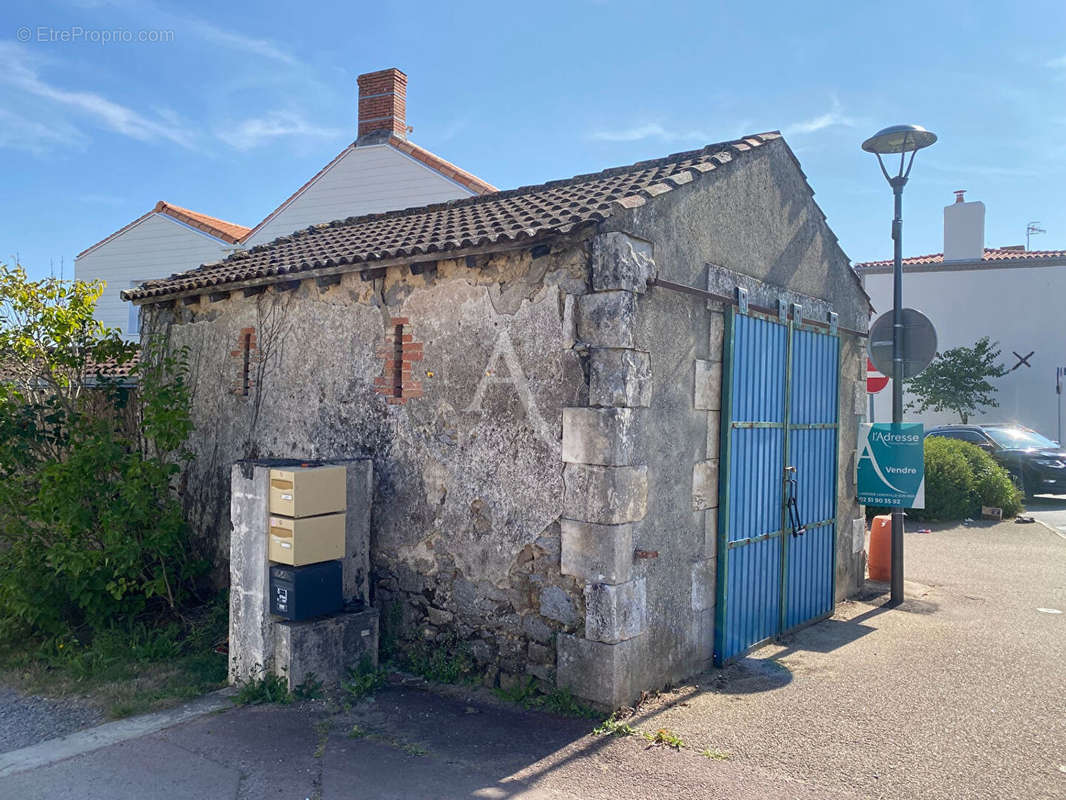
[356,68,407,144]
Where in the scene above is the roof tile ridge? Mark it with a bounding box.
[387,136,497,194]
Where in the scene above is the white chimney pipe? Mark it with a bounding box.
[943,190,985,262]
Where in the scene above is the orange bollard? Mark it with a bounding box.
[868,514,892,582]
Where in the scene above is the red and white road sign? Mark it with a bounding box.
[867,358,889,394]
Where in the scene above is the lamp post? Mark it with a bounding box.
[862,124,937,607]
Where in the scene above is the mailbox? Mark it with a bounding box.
[269,466,346,518]
[268,513,345,566]
[270,561,343,620]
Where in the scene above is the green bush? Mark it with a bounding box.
[0,265,205,642]
[907,437,1023,521]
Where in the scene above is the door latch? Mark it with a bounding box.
[785,466,807,537]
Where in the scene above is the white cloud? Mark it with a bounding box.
[588,122,712,143]
[0,43,194,148]
[216,111,343,150]
[0,108,86,154]
[65,0,298,66]
[178,17,296,66]
[784,100,856,136]
[923,160,1039,179]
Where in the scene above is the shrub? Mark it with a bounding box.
[907,437,1023,521]
[0,265,205,642]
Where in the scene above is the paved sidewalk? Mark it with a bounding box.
[0,520,1062,799]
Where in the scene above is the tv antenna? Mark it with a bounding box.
[1026,221,1046,251]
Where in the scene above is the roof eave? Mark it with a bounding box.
[126,225,597,305]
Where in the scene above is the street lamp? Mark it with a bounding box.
[862,124,937,607]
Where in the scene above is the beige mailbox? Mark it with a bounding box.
[268,513,346,566]
[269,466,346,518]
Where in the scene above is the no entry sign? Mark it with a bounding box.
[867,358,889,394]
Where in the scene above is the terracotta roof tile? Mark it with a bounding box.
[854,247,1066,271]
[156,202,250,244]
[77,202,249,259]
[124,132,782,303]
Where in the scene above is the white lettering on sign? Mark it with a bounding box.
[465,328,555,448]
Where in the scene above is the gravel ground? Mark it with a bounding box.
[0,686,103,754]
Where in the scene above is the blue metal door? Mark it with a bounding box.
[714,306,839,665]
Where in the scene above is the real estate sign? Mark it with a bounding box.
[857,423,925,508]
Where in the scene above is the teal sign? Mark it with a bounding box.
[857,423,925,508]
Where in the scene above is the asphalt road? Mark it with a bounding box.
[1,520,1063,799]
[1026,494,1066,537]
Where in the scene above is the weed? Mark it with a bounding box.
[645,728,685,749]
[342,655,387,701]
[494,678,600,719]
[494,677,540,705]
[539,688,600,718]
[293,674,324,700]
[313,719,332,758]
[593,715,637,738]
[234,672,292,706]
[401,636,474,684]
[348,724,428,757]
[700,748,730,760]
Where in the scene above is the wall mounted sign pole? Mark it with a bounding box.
[861,124,937,607]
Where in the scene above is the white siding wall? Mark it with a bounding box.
[75,214,235,339]
[243,144,475,247]
[864,265,1066,440]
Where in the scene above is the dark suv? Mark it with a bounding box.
[925,423,1066,497]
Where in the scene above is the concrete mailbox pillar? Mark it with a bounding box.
[229,458,379,689]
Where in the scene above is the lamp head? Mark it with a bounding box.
[862,124,938,155]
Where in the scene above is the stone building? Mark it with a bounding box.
[124,132,869,708]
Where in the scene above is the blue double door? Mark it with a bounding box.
[713,308,840,665]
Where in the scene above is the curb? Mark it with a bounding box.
[0,687,236,779]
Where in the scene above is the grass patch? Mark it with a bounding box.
[593,714,637,737]
[345,723,427,756]
[700,747,730,760]
[313,718,332,758]
[342,655,387,701]
[0,595,229,719]
[234,672,292,706]
[495,678,600,719]
[644,728,685,749]
[399,636,475,684]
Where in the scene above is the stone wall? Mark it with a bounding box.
[142,137,869,706]
[144,243,592,690]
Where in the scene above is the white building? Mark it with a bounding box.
[75,68,495,339]
[855,192,1066,439]
[74,202,249,338]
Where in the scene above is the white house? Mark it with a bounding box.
[240,68,495,248]
[74,202,249,339]
[75,68,495,338]
[855,192,1066,440]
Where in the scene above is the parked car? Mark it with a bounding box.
[924,423,1066,497]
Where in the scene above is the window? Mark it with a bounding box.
[127,281,144,338]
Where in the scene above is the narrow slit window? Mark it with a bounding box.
[392,324,404,398]
[241,332,252,396]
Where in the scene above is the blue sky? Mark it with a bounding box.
[1,0,1064,281]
